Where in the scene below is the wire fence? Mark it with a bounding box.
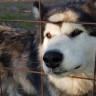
[0,0,96,96]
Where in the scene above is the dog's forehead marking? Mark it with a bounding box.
[44,23,60,36]
[48,10,79,23]
[44,23,86,35]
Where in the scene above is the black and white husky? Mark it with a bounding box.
[33,0,96,96]
[0,0,96,96]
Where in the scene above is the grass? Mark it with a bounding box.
[0,12,33,20]
[0,12,35,30]
[0,1,36,30]
[18,5,27,11]
[17,22,35,30]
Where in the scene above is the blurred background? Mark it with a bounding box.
[0,0,85,31]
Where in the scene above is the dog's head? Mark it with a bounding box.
[33,0,96,77]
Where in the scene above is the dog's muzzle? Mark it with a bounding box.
[43,50,63,69]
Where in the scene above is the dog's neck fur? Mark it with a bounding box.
[48,73,93,96]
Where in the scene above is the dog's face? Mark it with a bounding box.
[33,0,96,77]
[42,22,96,77]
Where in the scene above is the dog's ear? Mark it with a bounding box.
[33,2,47,20]
[83,0,96,19]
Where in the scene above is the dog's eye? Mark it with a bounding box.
[46,33,52,39]
[71,29,83,37]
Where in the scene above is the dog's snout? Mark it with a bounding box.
[43,50,63,69]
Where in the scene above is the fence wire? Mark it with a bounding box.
[0,0,96,96]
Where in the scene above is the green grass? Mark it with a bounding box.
[0,12,33,20]
[0,12,35,30]
[18,5,27,11]
[0,13,18,20]
[17,22,35,30]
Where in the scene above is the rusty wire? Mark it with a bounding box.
[0,0,96,96]
[0,66,96,81]
[0,19,96,25]
[38,0,44,96]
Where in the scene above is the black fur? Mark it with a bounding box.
[0,53,13,77]
[0,31,5,44]
[0,53,12,68]
[90,32,96,37]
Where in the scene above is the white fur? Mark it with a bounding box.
[48,10,79,22]
[33,7,39,20]
[40,22,96,95]
[49,74,93,95]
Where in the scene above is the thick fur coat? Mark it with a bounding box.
[0,26,40,96]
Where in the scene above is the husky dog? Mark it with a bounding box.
[33,0,96,96]
[0,25,40,96]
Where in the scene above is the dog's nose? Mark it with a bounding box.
[43,50,63,69]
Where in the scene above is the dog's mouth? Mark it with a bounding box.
[53,70,68,75]
[49,65,82,76]
[50,70,70,77]
[50,68,68,76]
